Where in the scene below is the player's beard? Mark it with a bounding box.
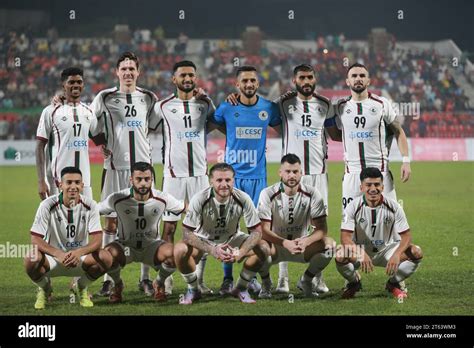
[296,83,315,97]
[350,83,366,94]
[282,177,300,189]
[178,81,195,93]
[132,185,151,197]
[241,88,257,99]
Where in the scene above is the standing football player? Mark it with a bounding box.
[212,65,281,295]
[154,60,216,295]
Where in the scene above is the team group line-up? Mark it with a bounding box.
[25,51,423,309]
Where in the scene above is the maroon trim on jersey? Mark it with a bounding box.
[50,105,62,181]
[354,201,364,216]
[398,228,410,234]
[298,186,312,198]
[182,223,197,231]
[270,190,281,202]
[338,100,349,173]
[80,102,94,115]
[160,95,177,177]
[341,229,354,234]
[79,200,91,210]
[378,116,385,172]
[30,231,45,238]
[313,93,330,109]
[232,193,244,209]
[113,195,132,209]
[101,169,107,193]
[36,136,48,142]
[102,88,119,168]
[248,222,261,230]
[368,93,384,105]
[382,201,395,214]
[151,196,167,210]
[89,230,102,235]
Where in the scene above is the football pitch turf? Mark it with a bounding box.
[0,162,473,315]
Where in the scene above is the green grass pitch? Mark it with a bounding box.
[0,162,473,315]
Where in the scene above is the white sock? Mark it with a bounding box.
[140,263,150,281]
[102,231,116,282]
[336,261,358,283]
[236,268,257,290]
[304,252,332,281]
[182,271,199,290]
[390,260,421,283]
[278,261,288,279]
[196,254,207,284]
[156,263,176,287]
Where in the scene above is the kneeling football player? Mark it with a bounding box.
[99,162,185,303]
[336,167,423,299]
[25,167,112,309]
[174,163,269,304]
[257,154,335,298]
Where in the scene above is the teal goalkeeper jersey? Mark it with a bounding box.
[213,96,281,179]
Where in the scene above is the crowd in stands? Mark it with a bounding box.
[0,28,472,140]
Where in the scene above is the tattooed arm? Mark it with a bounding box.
[235,225,262,262]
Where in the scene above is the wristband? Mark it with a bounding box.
[402,156,410,163]
[324,117,337,128]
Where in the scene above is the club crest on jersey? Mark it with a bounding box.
[152,208,159,215]
[234,112,239,118]
[125,209,131,214]
[140,98,145,104]
[171,109,177,113]
[81,215,86,222]
[384,216,393,224]
[114,99,120,104]
[370,107,377,115]
[199,107,203,112]
[359,218,366,224]
[346,109,351,114]
[258,111,268,121]
[61,116,67,122]
[208,210,214,216]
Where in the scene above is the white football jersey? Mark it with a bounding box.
[258,182,326,240]
[91,87,160,170]
[182,187,260,242]
[30,193,102,252]
[98,188,185,248]
[36,102,97,187]
[335,93,397,173]
[155,94,215,177]
[341,195,409,252]
[278,94,333,174]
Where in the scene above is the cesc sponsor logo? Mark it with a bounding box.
[120,120,143,128]
[66,140,88,150]
[177,130,201,141]
[294,129,319,139]
[349,131,374,140]
[236,127,262,139]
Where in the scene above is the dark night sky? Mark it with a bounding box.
[2,0,473,52]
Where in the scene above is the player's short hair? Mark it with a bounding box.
[116,51,140,70]
[281,153,301,165]
[60,67,83,82]
[209,163,235,177]
[173,60,197,73]
[61,166,82,178]
[360,167,383,182]
[131,161,155,178]
[347,62,369,77]
[235,65,257,77]
[293,64,315,76]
